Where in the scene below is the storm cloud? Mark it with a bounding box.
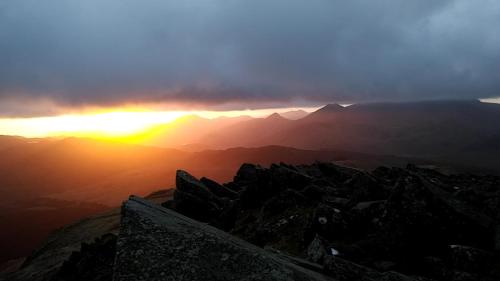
[0,0,499,114]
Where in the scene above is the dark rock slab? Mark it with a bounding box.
[172,170,223,222]
[200,177,238,199]
[114,196,335,281]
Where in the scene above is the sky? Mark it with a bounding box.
[0,0,499,118]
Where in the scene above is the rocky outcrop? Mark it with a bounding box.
[164,162,500,281]
[114,196,334,281]
[6,162,500,281]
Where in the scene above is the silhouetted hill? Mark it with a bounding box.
[280,109,309,120]
[142,115,253,148]
[304,103,345,119]
[197,100,500,172]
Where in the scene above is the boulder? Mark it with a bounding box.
[306,235,328,264]
[233,163,268,184]
[311,204,351,240]
[114,196,335,281]
[175,170,216,202]
[172,170,225,222]
[172,188,222,222]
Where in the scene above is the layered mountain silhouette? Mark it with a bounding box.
[144,100,500,172]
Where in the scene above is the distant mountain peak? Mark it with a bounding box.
[280,109,309,120]
[266,112,285,120]
[318,103,344,112]
[305,104,345,118]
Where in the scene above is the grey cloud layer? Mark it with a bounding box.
[0,0,499,112]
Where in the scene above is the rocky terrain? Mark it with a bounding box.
[166,162,500,281]
[4,162,500,281]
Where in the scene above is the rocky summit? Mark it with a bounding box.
[5,162,500,281]
[163,163,500,281]
[115,196,333,281]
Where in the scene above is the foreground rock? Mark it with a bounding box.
[1,189,174,281]
[114,196,334,281]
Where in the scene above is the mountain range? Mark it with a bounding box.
[145,100,500,172]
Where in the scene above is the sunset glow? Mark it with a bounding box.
[0,111,186,139]
[0,106,320,140]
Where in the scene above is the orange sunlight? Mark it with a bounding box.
[0,106,320,142]
[0,111,187,142]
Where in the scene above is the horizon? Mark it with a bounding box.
[1,98,500,140]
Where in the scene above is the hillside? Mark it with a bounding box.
[194,100,500,172]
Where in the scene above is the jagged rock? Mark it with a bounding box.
[448,245,494,273]
[270,164,313,190]
[314,162,362,183]
[234,163,267,184]
[114,196,335,281]
[371,167,407,185]
[377,176,493,261]
[306,235,328,264]
[421,256,447,280]
[352,200,386,212]
[200,177,238,199]
[344,172,388,202]
[175,170,217,202]
[237,189,314,254]
[162,162,500,281]
[349,200,386,236]
[311,203,351,240]
[322,196,350,209]
[372,261,396,272]
[172,187,222,222]
[172,170,223,222]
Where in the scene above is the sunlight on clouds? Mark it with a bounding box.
[0,106,320,140]
[0,111,187,139]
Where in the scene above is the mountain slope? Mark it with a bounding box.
[198,100,500,171]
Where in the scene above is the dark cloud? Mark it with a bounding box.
[0,0,499,115]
